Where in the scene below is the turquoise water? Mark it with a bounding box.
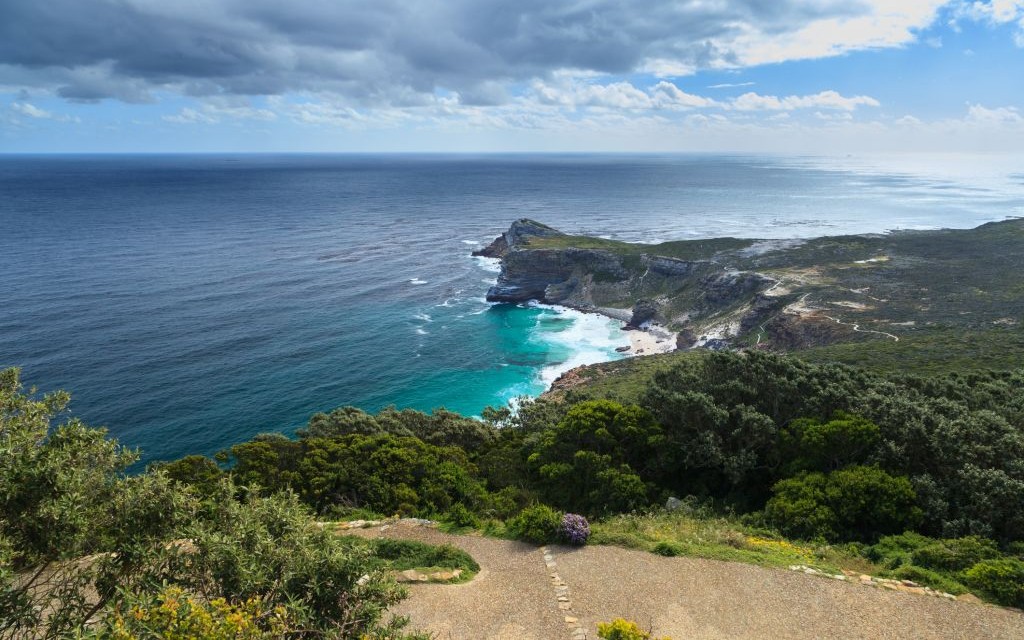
[1,154,1021,465]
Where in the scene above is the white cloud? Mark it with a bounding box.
[12,102,51,118]
[707,82,755,89]
[163,101,277,124]
[965,103,1023,123]
[895,114,925,125]
[530,79,717,111]
[649,82,718,109]
[953,0,1024,45]
[163,107,217,124]
[730,90,880,112]
[10,101,80,122]
[729,1,949,67]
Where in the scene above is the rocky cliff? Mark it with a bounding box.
[474,218,1024,353]
[475,219,790,348]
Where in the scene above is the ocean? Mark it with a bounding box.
[2,153,1022,466]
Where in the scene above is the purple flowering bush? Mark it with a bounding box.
[560,513,590,545]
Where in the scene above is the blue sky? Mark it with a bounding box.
[2,0,1023,153]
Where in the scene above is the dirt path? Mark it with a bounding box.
[350,524,1024,640]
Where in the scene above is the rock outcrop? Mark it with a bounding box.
[476,220,798,350]
[477,219,631,305]
[473,218,564,259]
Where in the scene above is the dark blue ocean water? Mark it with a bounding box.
[2,154,1021,465]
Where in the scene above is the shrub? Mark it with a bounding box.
[963,558,1024,608]
[443,503,480,529]
[765,466,921,542]
[91,586,293,639]
[365,538,479,578]
[911,536,1001,572]
[597,618,672,640]
[780,412,880,474]
[507,504,563,545]
[864,531,933,569]
[483,486,531,520]
[526,400,656,516]
[561,513,591,545]
[652,541,683,557]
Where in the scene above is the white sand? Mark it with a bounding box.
[626,324,676,355]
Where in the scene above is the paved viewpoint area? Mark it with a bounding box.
[352,523,1024,640]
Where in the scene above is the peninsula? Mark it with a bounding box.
[475,218,1024,371]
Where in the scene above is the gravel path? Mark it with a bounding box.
[350,524,1024,640]
[350,525,567,639]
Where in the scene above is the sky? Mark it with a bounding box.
[1,0,1024,153]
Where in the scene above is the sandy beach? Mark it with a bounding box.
[626,324,677,355]
[593,305,677,356]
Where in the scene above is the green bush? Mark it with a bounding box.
[764,466,921,542]
[483,486,531,520]
[963,558,1024,608]
[864,532,934,569]
[526,400,657,516]
[653,541,683,557]
[506,504,564,545]
[363,538,479,578]
[780,412,880,474]
[443,503,480,529]
[911,536,1001,572]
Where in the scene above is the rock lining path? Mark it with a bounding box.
[349,523,1024,640]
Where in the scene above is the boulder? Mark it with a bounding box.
[626,299,659,328]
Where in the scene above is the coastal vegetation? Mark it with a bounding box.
[147,350,1024,608]
[0,367,434,639]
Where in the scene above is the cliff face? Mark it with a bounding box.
[476,219,628,305]
[475,219,789,346]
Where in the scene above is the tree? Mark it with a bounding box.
[526,400,657,515]
[0,368,424,639]
[0,368,194,637]
[764,465,921,542]
[779,411,880,474]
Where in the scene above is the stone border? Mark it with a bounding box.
[788,565,963,601]
[541,546,587,640]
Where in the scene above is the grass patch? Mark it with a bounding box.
[588,510,878,577]
[525,233,755,261]
[798,325,1024,375]
[344,537,480,583]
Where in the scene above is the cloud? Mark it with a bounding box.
[10,101,80,122]
[707,82,756,89]
[0,0,949,106]
[11,102,51,119]
[162,100,278,124]
[965,103,1023,123]
[163,107,217,124]
[530,79,718,110]
[730,90,881,111]
[952,0,1024,45]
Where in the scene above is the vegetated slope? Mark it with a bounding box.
[477,218,1024,366]
[160,349,1024,609]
